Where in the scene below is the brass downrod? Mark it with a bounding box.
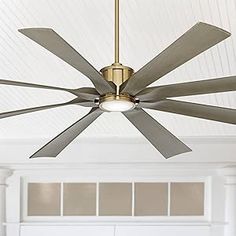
[115,0,119,64]
[100,0,134,90]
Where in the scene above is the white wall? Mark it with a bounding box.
[4,163,227,236]
[2,136,236,236]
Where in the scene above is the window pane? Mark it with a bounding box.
[170,182,204,216]
[135,183,168,216]
[63,183,96,216]
[28,183,60,216]
[99,183,132,216]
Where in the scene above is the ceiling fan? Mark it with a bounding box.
[0,0,236,159]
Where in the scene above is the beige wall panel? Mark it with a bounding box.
[28,183,60,216]
[63,183,96,216]
[99,183,132,216]
[170,182,204,216]
[135,183,168,216]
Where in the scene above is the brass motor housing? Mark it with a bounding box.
[99,93,136,104]
[100,63,134,87]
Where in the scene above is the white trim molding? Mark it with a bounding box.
[0,169,13,236]
[219,166,236,236]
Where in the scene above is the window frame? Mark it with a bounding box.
[22,176,211,222]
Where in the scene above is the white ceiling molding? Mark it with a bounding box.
[0,136,235,165]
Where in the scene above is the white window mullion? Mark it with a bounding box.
[168,182,171,216]
[132,182,135,216]
[96,182,99,216]
[60,182,64,217]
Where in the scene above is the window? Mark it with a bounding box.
[99,183,132,216]
[135,183,168,216]
[27,183,61,216]
[63,183,96,216]
[170,182,204,216]
[26,181,205,218]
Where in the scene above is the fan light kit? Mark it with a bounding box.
[0,0,235,159]
[99,94,136,112]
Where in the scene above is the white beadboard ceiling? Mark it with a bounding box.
[0,0,236,139]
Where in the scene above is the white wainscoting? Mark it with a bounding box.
[19,224,211,236]
[20,225,114,236]
[116,225,210,236]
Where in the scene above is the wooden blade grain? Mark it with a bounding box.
[0,79,100,101]
[122,22,230,95]
[30,108,103,158]
[19,28,114,94]
[140,99,236,124]
[0,98,95,119]
[123,109,191,158]
[137,76,236,102]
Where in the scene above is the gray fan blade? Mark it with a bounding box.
[70,87,100,100]
[137,76,236,102]
[0,98,93,119]
[77,100,98,107]
[123,109,191,158]
[140,99,236,124]
[30,108,103,158]
[19,28,115,95]
[0,79,100,101]
[0,79,69,91]
[121,22,230,95]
